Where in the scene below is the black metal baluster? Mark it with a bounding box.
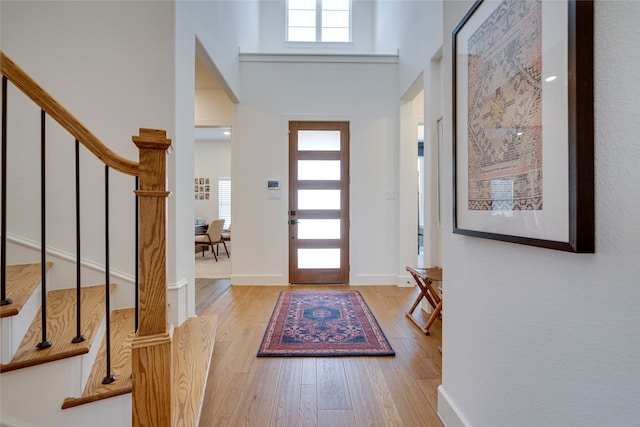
[1,76,11,306]
[135,176,139,331]
[36,110,51,349]
[102,165,115,384]
[72,140,85,343]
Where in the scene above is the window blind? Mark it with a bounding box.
[218,179,231,229]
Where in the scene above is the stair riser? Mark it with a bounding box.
[0,285,42,364]
[0,357,131,427]
[79,314,107,390]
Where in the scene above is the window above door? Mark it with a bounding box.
[287,0,351,43]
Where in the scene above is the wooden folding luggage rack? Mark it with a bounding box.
[405,266,443,335]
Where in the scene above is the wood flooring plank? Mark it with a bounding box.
[195,278,230,315]
[317,358,352,410]
[375,354,443,426]
[226,357,282,425]
[342,357,388,426]
[301,358,317,385]
[390,338,440,380]
[417,378,442,416]
[318,409,357,427]
[360,354,406,427]
[269,358,303,426]
[298,384,318,427]
[213,372,249,422]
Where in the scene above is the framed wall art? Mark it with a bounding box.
[452,0,594,252]
[194,177,211,201]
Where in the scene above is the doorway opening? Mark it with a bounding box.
[193,52,234,313]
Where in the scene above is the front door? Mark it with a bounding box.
[289,121,349,284]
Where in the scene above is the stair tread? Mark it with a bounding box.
[0,262,53,318]
[0,283,116,373]
[171,313,218,427]
[62,308,135,409]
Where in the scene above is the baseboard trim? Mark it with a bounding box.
[8,232,134,285]
[438,385,470,427]
[229,274,417,286]
[230,275,287,285]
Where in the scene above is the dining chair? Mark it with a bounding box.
[194,219,229,261]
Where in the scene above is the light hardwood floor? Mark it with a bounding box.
[198,285,443,427]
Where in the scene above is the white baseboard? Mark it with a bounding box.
[438,385,471,427]
[229,274,418,286]
[230,275,287,285]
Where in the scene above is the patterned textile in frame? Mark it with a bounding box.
[467,0,543,211]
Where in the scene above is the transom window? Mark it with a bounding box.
[287,0,351,43]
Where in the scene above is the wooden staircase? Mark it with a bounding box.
[0,261,217,426]
[1,52,217,426]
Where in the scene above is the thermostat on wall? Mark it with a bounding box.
[267,180,279,190]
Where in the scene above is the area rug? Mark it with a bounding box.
[257,290,395,357]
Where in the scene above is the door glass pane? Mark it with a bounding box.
[298,160,340,180]
[298,248,341,269]
[298,130,340,151]
[298,219,340,239]
[298,190,340,209]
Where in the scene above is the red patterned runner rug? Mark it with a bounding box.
[257,290,395,357]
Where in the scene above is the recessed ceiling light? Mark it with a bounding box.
[545,75,557,82]
[223,131,231,136]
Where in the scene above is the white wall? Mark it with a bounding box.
[375,0,444,280]
[1,0,174,290]
[438,2,640,426]
[172,0,258,321]
[194,139,231,223]
[232,58,398,285]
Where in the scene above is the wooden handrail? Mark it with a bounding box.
[0,52,139,176]
[2,53,173,424]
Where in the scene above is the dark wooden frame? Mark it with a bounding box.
[452,0,594,252]
[288,121,350,284]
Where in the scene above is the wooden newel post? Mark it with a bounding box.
[131,128,172,427]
